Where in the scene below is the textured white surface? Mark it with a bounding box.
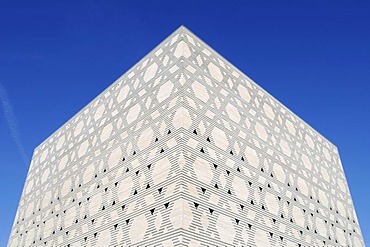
[9,26,363,246]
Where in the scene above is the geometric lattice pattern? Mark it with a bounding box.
[8,26,364,246]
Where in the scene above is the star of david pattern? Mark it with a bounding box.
[8,26,364,246]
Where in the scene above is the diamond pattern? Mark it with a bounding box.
[8,26,363,247]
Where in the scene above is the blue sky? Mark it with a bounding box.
[1,0,369,245]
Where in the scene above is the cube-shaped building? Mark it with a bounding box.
[8,26,364,246]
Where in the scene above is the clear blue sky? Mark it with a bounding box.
[1,1,369,245]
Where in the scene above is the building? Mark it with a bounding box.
[8,26,364,246]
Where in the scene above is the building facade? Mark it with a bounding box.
[9,26,364,246]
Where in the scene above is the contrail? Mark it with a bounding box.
[0,83,28,166]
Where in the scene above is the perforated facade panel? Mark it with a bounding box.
[8,26,364,246]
